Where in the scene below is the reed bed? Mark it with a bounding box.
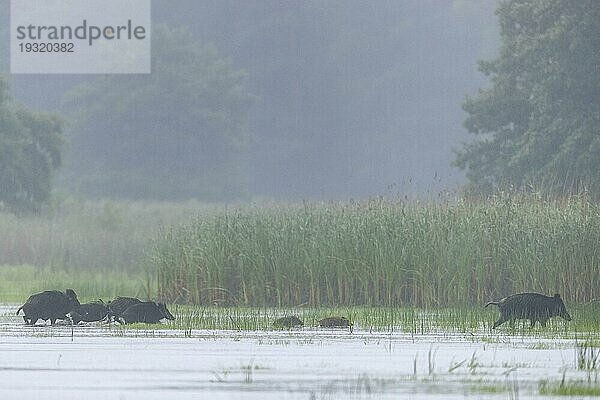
[150,195,600,308]
[2,195,599,310]
[151,195,600,307]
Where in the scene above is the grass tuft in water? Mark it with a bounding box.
[539,380,600,396]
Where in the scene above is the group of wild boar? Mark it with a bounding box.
[16,289,572,329]
[16,289,175,326]
[274,292,572,330]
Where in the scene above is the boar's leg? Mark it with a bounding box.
[493,315,509,329]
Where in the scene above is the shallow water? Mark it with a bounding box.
[0,304,595,399]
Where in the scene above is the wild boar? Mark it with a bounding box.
[107,297,142,322]
[70,300,109,324]
[272,315,304,329]
[318,316,352,328]
[485,292,572,328]
[16,289,80,325]
[119,301,175,324]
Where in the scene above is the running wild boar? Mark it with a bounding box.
[70,300,109,324]
[272,316,304,329]
[119,301,175,324]
[107,297,142,322]
[17,289,80,325]
[485,292,572,328]
[318,316,352,328]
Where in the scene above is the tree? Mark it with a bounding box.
[0,76,63,213]
[63,25,253,200]
[455,0,600,195]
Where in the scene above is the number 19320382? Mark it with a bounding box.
[19,42,74,52]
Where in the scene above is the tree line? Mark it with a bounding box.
[1,0,599,213]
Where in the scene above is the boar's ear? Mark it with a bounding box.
[554,293,561,299]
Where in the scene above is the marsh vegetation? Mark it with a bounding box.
[151,195,600,307]
[1,196,599,398]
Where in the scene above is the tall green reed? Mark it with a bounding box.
[150,195,600,306]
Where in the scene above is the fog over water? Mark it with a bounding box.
[0,1,499,201]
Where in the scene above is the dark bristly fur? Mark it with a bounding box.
[107,297,142,322]
[16,289,80,325]
[119,301,175,324]
[70,300,109,324]
[273,316,304,329]
[318,316,352,328]
[485,292,572,328]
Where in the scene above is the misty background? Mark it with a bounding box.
[0,0,499,202]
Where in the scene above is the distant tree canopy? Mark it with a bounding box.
[455,0,600,195]
[63,25,253,200]
[0,77,63,213]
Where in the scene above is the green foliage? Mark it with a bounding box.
[0,76,64,213]
[455,1,600,195]
[150,195,600,307]
[539,381,600,396]
[63,24,253,200]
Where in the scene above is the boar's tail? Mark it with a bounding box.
[484,301,499,308]
[16,305,23,315]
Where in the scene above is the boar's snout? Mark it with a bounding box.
[554,294,572,321]
[158,303,175,320]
